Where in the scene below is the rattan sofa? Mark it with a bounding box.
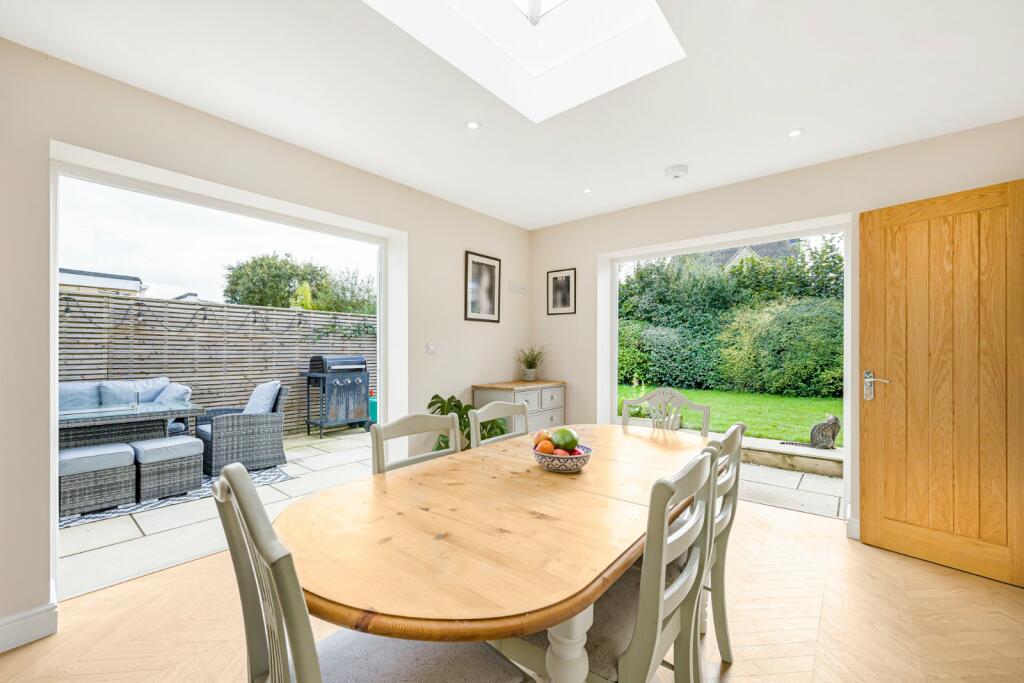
[197,383,289,475]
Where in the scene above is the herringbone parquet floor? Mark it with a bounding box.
[2,501,1022,681]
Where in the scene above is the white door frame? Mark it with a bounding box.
[595,213,860,539]
[47,141,410,601]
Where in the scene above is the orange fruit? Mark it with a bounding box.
[533,430,551,446]
[536,439,555,455]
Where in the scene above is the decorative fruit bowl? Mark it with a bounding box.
[532,427,591,473]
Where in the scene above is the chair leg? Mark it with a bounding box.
[698,583,709,635]
[711,548,732,663]
[691,605,703,683]
[673,593,698,683]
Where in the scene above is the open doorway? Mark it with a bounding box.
[55,174,382,598]
[615,232,848,519]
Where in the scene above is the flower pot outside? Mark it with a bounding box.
[522,367,537,382]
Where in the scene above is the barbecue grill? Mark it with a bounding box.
[301,354,371,438]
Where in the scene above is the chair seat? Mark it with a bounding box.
[59,442,134,477]
[317,628,530,683]
[196,424,212,440]
[131,435,203,464]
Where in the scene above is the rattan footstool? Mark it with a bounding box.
[59,443,136,516]
[131,435,204,502]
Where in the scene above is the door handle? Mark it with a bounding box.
[863,370,890,401]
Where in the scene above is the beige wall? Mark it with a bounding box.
[530,117,1024,425]
[0,39,530,631]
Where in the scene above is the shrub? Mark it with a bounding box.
[617,320,651,385]
[719,297,844,397]
[639,325,724,390]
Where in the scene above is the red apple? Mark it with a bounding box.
[553,449,570,455]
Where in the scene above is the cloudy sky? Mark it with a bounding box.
[58,176,380,301]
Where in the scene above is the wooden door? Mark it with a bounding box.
[860,180,1023,586]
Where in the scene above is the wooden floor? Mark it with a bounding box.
[2,501,1022,682]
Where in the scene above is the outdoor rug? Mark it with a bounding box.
[59,466,292,529]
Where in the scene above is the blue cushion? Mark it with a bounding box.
[130,436,203,465]
[243,380,281,415]
[134,377,170,402]
[156,382,192,405]
[59,381,101,411]
[167,420,187,435]
[99,380,139,406]
[196,424,212,440]
[59,443,134,476]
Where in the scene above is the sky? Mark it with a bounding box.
[58,176,380,301]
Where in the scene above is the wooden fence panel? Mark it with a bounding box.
[59,292,378,435]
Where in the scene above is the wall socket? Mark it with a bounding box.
[508,281,527,294]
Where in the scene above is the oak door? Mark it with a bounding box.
[860,180,1023,586]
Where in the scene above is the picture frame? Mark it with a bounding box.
[546,267,576,315]
[464,251,501,323]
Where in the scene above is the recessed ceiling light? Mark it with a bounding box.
[787,128,804,138]
[465,120,482,130]
[582,187,593,194]
[664,164,689,180]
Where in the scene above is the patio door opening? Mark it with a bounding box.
[611,225,852,522]
[54,173,384,599]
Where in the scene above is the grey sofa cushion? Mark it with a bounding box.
[167,420,187,435]
[100,377,170,405]
[59,443,135,476]
[196,424,212,440]
[316,629,529,683]
[243,380,281,415]
[59,381,101,411]
[131,436,204,465]
[156,382,192,405]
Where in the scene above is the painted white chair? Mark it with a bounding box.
[370,413,461,474]
[621,387,712,437]
[467,401,529,448]
[211,463,530,683]
[496,444,720,683]
[698,422,746,664]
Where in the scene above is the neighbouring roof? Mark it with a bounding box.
[59,267,145,292]
[59,267,142,283]
[705,238,801,267]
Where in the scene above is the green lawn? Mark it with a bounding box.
[618,385,844,446]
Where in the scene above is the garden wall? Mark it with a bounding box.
[58,292,377,435]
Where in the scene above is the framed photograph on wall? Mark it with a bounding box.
[547,267,576,315]
[465,251,501,322]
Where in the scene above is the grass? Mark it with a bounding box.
[618,385,844,446]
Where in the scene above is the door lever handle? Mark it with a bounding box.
[863,370,889,400]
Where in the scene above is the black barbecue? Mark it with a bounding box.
[301,355,371,438]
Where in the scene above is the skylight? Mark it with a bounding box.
[508,0,570,25]
[362,0,685,122]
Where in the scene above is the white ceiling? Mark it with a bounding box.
[2,0,1023,229]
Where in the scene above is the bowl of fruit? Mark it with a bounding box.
[532,427,591,473]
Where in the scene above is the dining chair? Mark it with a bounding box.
[212,463,531,683]
[467,401,529,448]
[697,422,746,664]
[621,387,712,437]
[370,413,461,474]
[497,444,720,683]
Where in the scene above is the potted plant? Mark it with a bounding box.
[517,345,545,382]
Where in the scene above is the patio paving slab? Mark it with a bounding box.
[798,473,845,497]
[307,437,370,454]
[741,463,804,488]
[269,462,371,497]
[59,515,141,557]
[738,480,840,518]
[279,462,312,477]
[296,446,373,471]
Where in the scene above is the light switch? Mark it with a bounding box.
[425,342,438,355]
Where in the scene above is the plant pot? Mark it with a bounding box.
[522,367,537,382]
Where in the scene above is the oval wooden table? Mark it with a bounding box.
[275,424,707,683]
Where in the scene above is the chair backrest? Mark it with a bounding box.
[709,423,746,542]
[370,412,461,474]
[617,444,719,683]
[212,463,322,683]
[272,386,289,414]
[620,387,711,436]
[467,401,529,448]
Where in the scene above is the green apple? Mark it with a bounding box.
[549,427,579,452]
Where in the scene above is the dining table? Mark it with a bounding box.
[274,423,708,683]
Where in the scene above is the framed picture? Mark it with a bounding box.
[465,251,501,322]
[547,267,576,315]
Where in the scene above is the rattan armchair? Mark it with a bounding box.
[197,386,289,475]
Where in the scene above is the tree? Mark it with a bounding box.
[224,253,376,313]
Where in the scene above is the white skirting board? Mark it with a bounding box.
[0,601,57,654]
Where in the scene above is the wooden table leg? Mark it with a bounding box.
[545,605,593,683]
